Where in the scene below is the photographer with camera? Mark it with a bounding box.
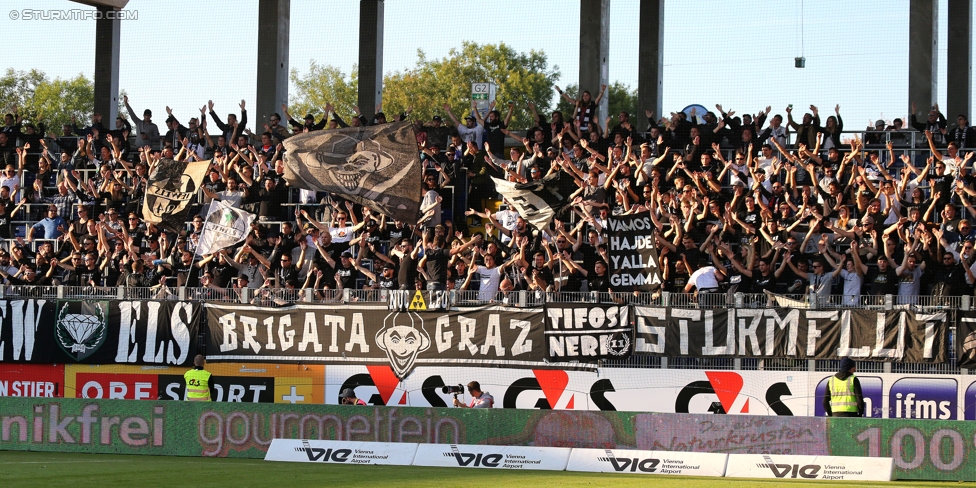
[449,381,494,408]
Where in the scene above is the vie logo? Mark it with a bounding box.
[298,441,351,462]
[599,450,659,472]
[448,445,503,467]
[761,455,820,478]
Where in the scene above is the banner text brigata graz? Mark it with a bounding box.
[205,304,546,379]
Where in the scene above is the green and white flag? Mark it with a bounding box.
[196,200,256,256]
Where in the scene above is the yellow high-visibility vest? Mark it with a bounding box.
[828,375,858,413]
[184,369,212,401]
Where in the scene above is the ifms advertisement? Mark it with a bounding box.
[324,366,811,416]
[812,373,970,420]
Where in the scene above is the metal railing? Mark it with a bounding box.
[4,285,970,311]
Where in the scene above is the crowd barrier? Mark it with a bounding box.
[0,396,973,481]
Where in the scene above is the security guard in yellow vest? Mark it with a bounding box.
[823,357,864,417]
[184,355,214,401]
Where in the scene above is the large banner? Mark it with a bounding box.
[0,298,55,362]
[606,214,662,292]
[283,121,421,223]
[205,304,545,379]
[0,299,200,366]
[142,158,209,232]
[632,306,947,362]
[545,303,632,361]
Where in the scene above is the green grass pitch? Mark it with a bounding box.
[1,451,975,487]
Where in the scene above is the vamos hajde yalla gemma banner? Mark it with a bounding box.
[606,214,663,292]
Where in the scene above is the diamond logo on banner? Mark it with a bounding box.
[55,302,108,361]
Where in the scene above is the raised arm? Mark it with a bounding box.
[442,103,461,127]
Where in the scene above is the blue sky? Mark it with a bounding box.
[1,0,967,129]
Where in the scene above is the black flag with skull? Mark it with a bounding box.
[282,121,422,223]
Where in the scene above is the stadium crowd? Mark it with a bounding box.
[0,90,973,306]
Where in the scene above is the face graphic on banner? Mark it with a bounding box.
[284,125,419,221]
[962,329,976,363]
[375,312,431,379]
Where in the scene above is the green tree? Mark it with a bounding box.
[0,68,93,132]
[288,61,359,122]
[555,81,638,133]
[382,42,560,129]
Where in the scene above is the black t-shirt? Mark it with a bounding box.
[424,247,449,284]
[209,263,236,288]
[483,120,506,155]
[561,270,585,292]
[751,271,779,293]
[722,259,750,291]
[666,270,690,293]
[396,254,417,290]
[929,174,953,201]
[738,209,761,232]
[175,262,199,288]
[203,179,226,195]
[0,210,11,239]
[78,266,102,287]
[587,274,613,293]
[578,244,600,274]
[387,225,413,246]
[527,265,554,288]
[335,262,358,289]
[780,266,809,294]
[376,274,398,290]
[865,266,899,295]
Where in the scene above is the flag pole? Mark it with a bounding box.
[193,199,218,261]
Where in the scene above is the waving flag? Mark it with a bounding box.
[492,173,571,231]
[282,121,422,223]
[142,159,209,232]
[196,200,256,256]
